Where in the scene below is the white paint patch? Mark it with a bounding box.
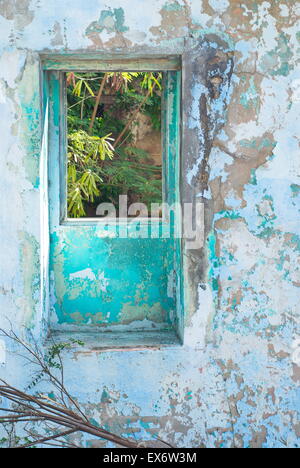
[69,268,96,281]
[279,4,289,17]
[209,147,234,182]
[292,338,300,366]
[97,271,109,292]
[167,270,175,298]
[224,190,242,209]
[0,339,6,366]
[201,188,212,199]
[125,30,147,43]
[0,81,6,103]
[290,79,300,102]
[208,0,229,14]
[234,39,257,73]
[69,268,109,292]
[0,50,26,88]
[184,284,214,348]
[188,83,207,130]
[187,160,201,185]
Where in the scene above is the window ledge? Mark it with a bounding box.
[46,329,182,352]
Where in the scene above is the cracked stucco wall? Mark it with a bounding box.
[0,0,299,448]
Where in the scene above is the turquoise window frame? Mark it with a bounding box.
[43,56,184,347]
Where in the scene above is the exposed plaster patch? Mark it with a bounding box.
[85,7,132,49]
[17,231,40,327]
[0,0,34,29]
[15,53,41,189]
[120,303,166,325]
[211,132,275,205]
[149,1,190,40]
[0,49,26,88]
[50,21,64,47]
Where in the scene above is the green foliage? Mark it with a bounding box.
[26,339,85,391]
[72,78,95,98]
[0,436,37,449]
[66,71,163,217]
[46,339,85,370]
[0,437,7,447]
[67,130,114,217]
[141,72,162,95]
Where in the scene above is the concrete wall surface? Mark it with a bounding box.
[0,0,299,448]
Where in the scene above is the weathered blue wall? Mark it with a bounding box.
[0,0,299,448]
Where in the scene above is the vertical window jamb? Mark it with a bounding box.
[59,72,67,223]
[48,71,63,230]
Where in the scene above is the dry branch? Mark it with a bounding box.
[0,328,140,448]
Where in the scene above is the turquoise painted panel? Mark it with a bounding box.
[50,229,176,326]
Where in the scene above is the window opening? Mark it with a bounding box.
[66,71,163,219]
[44,57,183,346]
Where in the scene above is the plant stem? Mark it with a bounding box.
[114,86,154,148]
[89,73,107,133]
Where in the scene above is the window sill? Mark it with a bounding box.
[46,329,182,352]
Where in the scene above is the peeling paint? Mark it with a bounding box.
[0,0,299,449]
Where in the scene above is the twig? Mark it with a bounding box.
[0,328,141,448]
[114,87,154,148]
[0,329,89,423]
[0,381,139,448]
[17,428,77,449]
[89,73,107,133]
